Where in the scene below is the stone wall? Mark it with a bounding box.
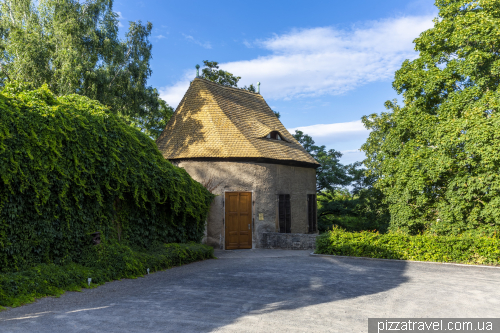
[260,232,318,250]
[173,160,316,249]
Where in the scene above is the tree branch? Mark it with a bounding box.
[7,0,15,24]
[108,46,132,88]
[0,62,10,80]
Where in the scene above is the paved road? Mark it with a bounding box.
[0,249,499,333]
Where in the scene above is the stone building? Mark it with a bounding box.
[156,78,319,249]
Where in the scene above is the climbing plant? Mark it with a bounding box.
[0,83,214,272]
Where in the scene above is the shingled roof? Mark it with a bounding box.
[156,78,319,168]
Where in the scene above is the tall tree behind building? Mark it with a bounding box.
[0,0,172,139]
[361,0,500,236]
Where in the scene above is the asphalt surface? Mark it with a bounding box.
[0,249,499,333]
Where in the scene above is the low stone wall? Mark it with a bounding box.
[261,232,318,250]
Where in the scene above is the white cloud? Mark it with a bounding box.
[155,35,167,39]
[182,34,212,49]
[289,120,370,145]
[161,15,434,107]
[159,70,194,107]
[289,120,370,164]
[116,11,124,27]
[339,150,366,165]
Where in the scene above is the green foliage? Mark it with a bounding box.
[243,83,256,93]
[0,0,171,135]
[316,227,500,265]
[124,98,174,140]
[292,130,388,232]
[200,60,259,94]
[318,215,373,233]
[0,242,214,309]
[361,0,500,235]
[201,61,241,87]
[317,189,389,233]
[0,83,214,272]
[293,130,352,192]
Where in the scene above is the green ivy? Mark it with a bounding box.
[316,227,500,265]
[0,83,214,272]
[0,242,215,309]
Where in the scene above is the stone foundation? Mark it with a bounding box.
[261,232,317,250]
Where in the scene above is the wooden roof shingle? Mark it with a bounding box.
[156,78,319,168]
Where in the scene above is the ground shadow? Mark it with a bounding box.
[0,250,411,332]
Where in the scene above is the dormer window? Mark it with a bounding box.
[266,131,282,140]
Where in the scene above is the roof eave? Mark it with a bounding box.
[168,157,320,169]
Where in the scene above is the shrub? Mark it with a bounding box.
[318,215,381,233]
[0,242,214,309]
[316,227,500,265]
[0,83,214,272]
[317,188,389,233]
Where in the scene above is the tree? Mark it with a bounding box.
[361,0,500,236]
[200,61,241,87]
[293,130,352,192]
[293,129,389,232]
[125,98,174,140]
[0,0,171,136]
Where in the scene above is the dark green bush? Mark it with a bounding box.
[316,227,500,265]
[317,188,389,233]
[318,215,382,233]
[0,242,214,309]
[0,84,214,272]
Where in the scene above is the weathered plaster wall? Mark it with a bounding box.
[174,160,316,249]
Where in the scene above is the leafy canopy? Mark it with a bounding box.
[293,130,352,192]
[200,60,242,87]
[0,0,172,139]
[293,130,389,232]
[362,0,500,235]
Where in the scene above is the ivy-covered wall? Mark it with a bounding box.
[0,84,214,272]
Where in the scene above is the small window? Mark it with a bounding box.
[267,131,282,140]
[279,194,291,233]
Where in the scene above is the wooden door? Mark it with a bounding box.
[225,192,252,249]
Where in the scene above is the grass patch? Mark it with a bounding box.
[0,242,214,310]
[315,227,500,265]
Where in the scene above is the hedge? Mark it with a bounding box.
[0,83,214,272]
[0,242,214,309]
[315,227,500,265]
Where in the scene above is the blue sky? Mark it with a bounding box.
[114,0,438,164]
